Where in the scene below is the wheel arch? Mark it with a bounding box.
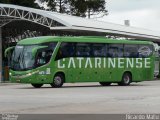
[54,71,66,83]
[123,71,132,81]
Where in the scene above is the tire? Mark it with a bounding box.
[99,82,111,86]
[31,84,43,88]
[118,72,132,86]
[157,74,160,78]
[51,74,64,88]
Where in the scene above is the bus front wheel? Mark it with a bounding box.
[31,84,43,88]
[51,74,64,88]
[99,82,111,86]
[118,73,132,86]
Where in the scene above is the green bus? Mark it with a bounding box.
[5,36,159,88]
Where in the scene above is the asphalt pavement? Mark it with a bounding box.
[0,81,160,114]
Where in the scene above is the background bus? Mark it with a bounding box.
[5,36,158,88]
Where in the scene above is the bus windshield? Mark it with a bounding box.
[11,43,57,71]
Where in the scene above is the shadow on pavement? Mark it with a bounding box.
[16,83,147,89]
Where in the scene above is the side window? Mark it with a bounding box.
[43,43,56,63]
[108,44,123,57]
[45,50,53,63]
[36,51,47,66]
[76,43,91,57]
[48,43,57,50]
[56,42,75,60]
[36,49,53,66]
[92,43,107,57]
[124,44,138,58]
[138,45,153,58]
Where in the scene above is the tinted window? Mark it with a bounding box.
[124,44,138,58]
[108,44,123,57]
[37,50,48,66]
[48,42,57,50]
[138,45,153,57]
[56,42,75,60]
[92,43,107,57]
[76,43,91,57]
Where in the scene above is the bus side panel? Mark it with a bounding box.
[53,57,154,83]
[60,58,109,83]
[145,57,154,80]
[125,58,154,82]
[104,58,123,82]
[54,58,123,83]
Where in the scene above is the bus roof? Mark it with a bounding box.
[17,36,154,45]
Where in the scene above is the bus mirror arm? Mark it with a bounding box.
[5,46,15,58]
[32,48,38,58]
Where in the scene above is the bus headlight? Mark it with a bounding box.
[28,73,32,76]
[9,72,12,76]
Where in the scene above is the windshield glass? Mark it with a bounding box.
[11,43,57,71]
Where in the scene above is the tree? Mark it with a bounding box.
[69,0,87,17]
[38,0,108,18]
[69,0,108,18]
[0,0,10,4]
[0,0,40,8]
[86,0,108,18]
[38,0,69,13]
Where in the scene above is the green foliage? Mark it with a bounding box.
[39,0,108,18]
[39,0,68,13]
[0,0,10,4]
[0,0,40,8]
[69,0,87,17]
[85,0,108,18]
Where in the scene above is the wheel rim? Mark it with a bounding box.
[124,75,130,84]
[54,76,62,85]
